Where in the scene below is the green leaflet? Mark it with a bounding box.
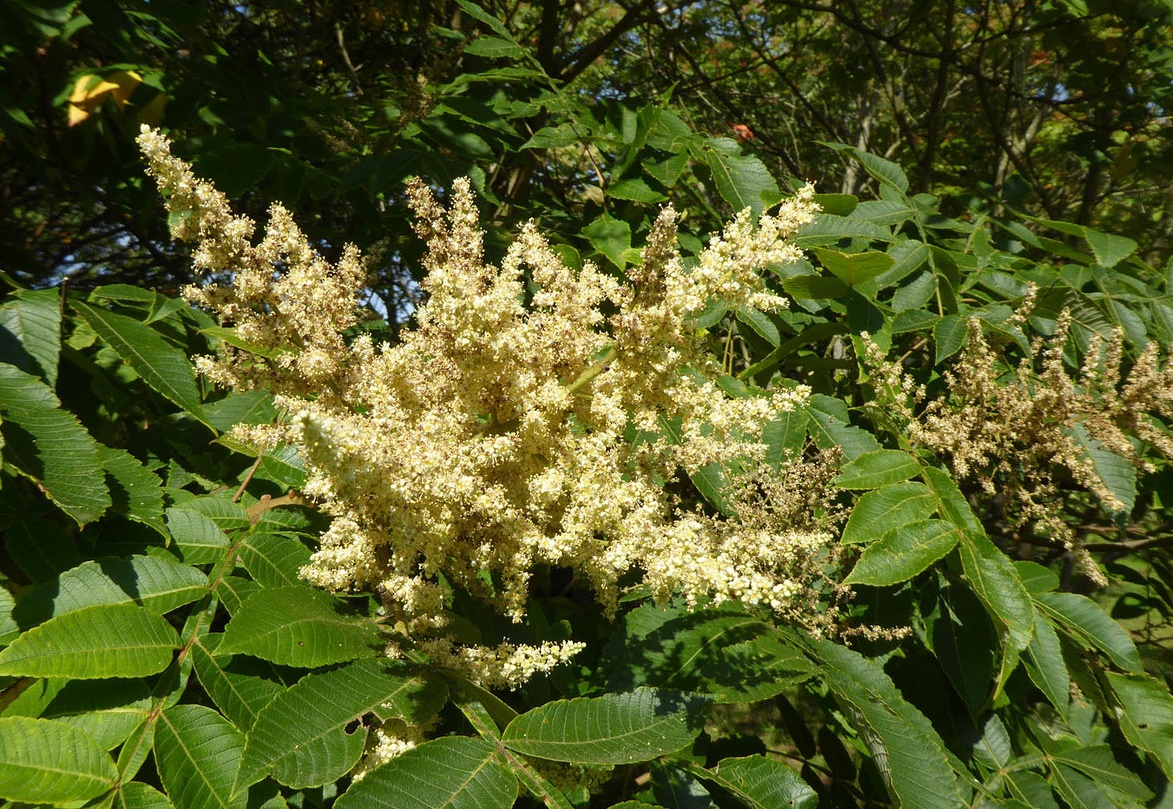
[73,301,209,426]
[1105,672,1173,778]
[334,736,517,809]
[844,519,959,586]
[689,756,817,809]
[113,781,176,809]
[166,506,231,565]
[13,555,208,628]
[841,481,936,545]
[0,716,117,804]
[1022,609,1070,720]
[0,364,111,524]
[601,602,814,702]
[806,638,964,809]
[191,634,289,732]
[700,143,780,216]
[98,445,167,535]
[236,657,447,790]
[0,287,62,385]
[834,449,921,490]
[236,533,312,588]
[155,704,246,809]
[811,248,894,288]
[9,678,153,750]
[805,394,881,461]
[0,602,178,678]
[933,314,967,365]
[821,142,910,193]
[502,687,709,764]
[1035,591,1141,673]
[216,585,381,667]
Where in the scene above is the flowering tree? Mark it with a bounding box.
[2,14,1173,804]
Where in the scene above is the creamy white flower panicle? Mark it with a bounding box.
[139,125,842,677]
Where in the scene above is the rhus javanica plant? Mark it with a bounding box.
[1,124,1172,809]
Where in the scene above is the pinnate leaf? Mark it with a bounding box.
[0,716,117,804]
[335,736,517,809]
[502,687,708,764]
[237,657,447,790]
[216,585,380,667]
[0,602,178,678]
[155,704,246,809]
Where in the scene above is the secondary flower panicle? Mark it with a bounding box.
[139,124,843,683]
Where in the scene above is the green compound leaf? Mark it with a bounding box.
[834,449,921,490]
[693,755,817,808]
[0,602,178,678]
[843,519,958,586]
[98,445,167,535]
[502,687,709,764]
[841,482,936,545]
[335,736,517,809]
[13,555,208,628]
[0,716,117,804]
[155,704,246,809]
[73,301,209,425]
[237,657,448,790]
[1106,671,1173,778]
[807,639,963,809]
[1035,591,1141,673]
[216,585,380,667]
[0,287,62,385]
[0,364,111,525]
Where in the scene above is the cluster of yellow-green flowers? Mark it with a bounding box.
[139,125,841,686]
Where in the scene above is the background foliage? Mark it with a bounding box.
[2,1,1172,808]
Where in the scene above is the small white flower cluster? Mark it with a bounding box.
[420,639,588,690]
[139,125,843,678]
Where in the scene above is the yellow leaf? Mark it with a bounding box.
[67,70,143,126]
